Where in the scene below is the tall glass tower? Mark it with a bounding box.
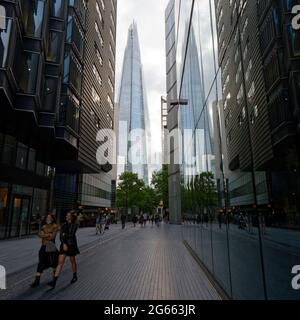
[117,22,150,184]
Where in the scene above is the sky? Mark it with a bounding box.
[115,0,170,163]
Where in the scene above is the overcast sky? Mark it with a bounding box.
[115,0,169,161]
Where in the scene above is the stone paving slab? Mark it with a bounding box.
[0,224,221,300]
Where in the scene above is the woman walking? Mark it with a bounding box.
[30,213,59,288]
[48,211,80,288]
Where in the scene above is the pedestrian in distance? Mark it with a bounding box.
[151,214,154,227]
[100,213,107,233]
[132,215,138,227]
[96,212,101,235]
[48,211,80,288]
[30,213,59,288]
[121,213,126,229]
[139,214,144,227]
[143,212,148,227]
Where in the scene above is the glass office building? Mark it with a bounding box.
[165,0,300,300]
[117,22,150,184]
[0,0,117,237]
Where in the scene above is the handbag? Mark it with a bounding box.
[45,241,57,253]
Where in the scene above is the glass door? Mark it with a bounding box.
[10,197,21,238]
[9,196,31,238]
[20,198,30,236]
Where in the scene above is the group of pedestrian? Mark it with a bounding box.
[30,210,80,289]
[131,213,161,228]
[96,212,110,235]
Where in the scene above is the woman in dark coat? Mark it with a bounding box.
[30,213,59,288]
[48,211,80,288]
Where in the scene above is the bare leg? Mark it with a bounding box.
[70,256,77,273]
[55,255,66,277]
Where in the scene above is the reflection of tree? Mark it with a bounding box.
[181,172,218,218]
[0,31,4,66]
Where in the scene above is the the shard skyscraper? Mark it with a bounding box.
[117,22,150,184]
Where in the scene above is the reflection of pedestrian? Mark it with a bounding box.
[218,213,223,229]
[155,214,160,227]
[48,211,80,288]
[121,214,126,230]
[30,213,59,288]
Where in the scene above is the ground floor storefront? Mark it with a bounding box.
[0,182,49,239]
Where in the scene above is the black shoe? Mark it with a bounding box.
[70,273,78,284]
[30,277,40,288]
[47,277,58,288]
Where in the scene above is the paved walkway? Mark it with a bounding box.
[0,224,220,300]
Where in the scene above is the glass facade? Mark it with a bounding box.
[117,22,150,184]
[0,134,51,239]
[166,0,300,300]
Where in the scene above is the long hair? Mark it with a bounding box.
[42,213,57,226]
[67,210,78,223]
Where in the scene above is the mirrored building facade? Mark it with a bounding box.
[165,0,300,300]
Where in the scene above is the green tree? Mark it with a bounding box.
[116,172,145,215]
[151,164,169,210]
[139,186,160,214]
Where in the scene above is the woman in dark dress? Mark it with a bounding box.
[30,214,59,288]
[48,211,80,288]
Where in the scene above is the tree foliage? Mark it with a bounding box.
[151,165,169,209]
[116,172,160,214]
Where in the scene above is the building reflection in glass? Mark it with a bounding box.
[165,0,300,300]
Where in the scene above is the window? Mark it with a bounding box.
[108,77,114,92]
[93,64,102,86]
[95,22,104,46]
[63,51,82,93]
[95,44,103,66]
[47,30,63,63]
[20,0,45,37]
[18,51,39,94]
[92,87,100,104]
[107,95,114,110]
[66,15,84,56]
[100,0,105,10]
[96,2,103,22]
[50,0,65,18]
[16,143,28,170]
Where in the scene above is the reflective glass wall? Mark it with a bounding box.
[168,0,300,300]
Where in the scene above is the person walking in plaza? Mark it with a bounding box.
[132,214,138,227]
[143,212,148,227]
[150,214,154,227]
[155,213,160,227]
[30,213,59,288]
[139,214,144,227]
[95,212,101,235]
[48,211,80,288]
[100,212,107,233]
[121,213,126,229]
